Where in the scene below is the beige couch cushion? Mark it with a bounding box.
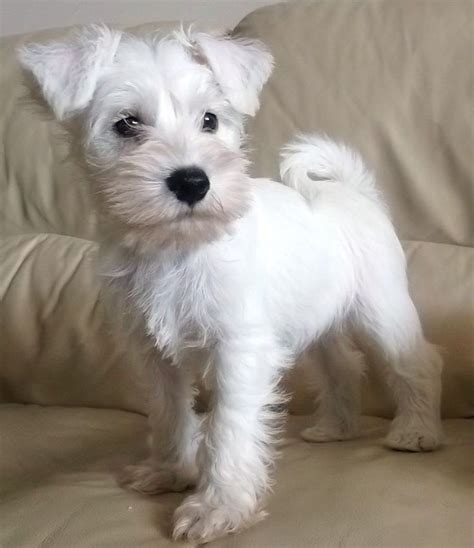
[0,3,473,548]
[1,408,472,548]
[0,4,472,417]
[0,27,160,412]
[236,0,474,418]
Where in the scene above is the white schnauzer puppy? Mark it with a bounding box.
[20,25,443,543]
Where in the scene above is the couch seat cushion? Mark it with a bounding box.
[0,405,471,547]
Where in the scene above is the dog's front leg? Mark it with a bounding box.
[119,355,201,494]
[173,335,286,542]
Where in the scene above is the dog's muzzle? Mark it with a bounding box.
[166,167,210,206]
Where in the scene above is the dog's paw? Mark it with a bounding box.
[301,419,359,443]
[385,418,442,452]
[172,492,266,543]
[118,459,197,495]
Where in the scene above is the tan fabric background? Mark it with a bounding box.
[0,4,473,548]
[0,1,473,417]
[1,408,472,548]
[236,0,474,418]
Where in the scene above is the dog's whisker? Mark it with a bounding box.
[210,192,225,214]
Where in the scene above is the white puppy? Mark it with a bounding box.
[20,25,443,543]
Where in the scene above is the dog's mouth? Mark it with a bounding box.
[175,189,225,218]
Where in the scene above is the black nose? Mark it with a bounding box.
[165,167,210,206]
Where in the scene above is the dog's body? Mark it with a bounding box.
[20,26,442,543]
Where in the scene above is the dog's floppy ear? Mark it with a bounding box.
[191,32,274,117]
[18,24,121,120]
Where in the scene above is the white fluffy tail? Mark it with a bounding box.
[280,134,381,204]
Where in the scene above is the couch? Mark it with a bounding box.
[0,1,472,546]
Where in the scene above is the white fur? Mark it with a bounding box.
[19,25,443,543]
[19,25,122,120]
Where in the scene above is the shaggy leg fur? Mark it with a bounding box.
[173,336,286,542]
[380,342,443,451]
[358,288,443,452]
[119,359,201,493]
[302,335,365,442]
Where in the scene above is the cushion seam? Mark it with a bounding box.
[2,233,471,250]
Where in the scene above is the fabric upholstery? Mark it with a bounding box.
[236,0,474,418]
[0,2,472,547]
[1,409,472,548]
[1,3,473,417]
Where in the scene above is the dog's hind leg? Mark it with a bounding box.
[356,285,443,452]
[301,334,365,443]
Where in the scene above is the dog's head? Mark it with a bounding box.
[19,25,273,249]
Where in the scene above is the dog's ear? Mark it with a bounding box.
[191,32,274,117]
[18,24,121,120]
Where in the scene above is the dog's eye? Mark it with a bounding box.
[114,116,142,137]
[202,112,218,133]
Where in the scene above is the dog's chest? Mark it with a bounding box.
[129,253,225,358]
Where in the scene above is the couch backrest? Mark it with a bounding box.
[236,0,473,418]
[0,25,174,413]
[0,3,472,417]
